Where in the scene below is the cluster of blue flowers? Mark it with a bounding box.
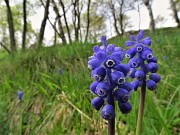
[88,36,133,120]
[125,30,161,91]
[88,30,161,121]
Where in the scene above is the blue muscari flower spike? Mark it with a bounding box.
[125,30,160,91]
[17,90,23,101]
[58,68,62,75]
[88,36,133,120]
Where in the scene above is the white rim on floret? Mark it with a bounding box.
[147,54,153,59]
[125,54,131,59]
[118,77,125,84]
[137,46,143,52]
[106,59,115,67]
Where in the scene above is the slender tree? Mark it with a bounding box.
[72,0,82,41]
[107,0,133,36]
[59,0,72,43]
[85,0,91,42]
[53,18,58,45]
[119,0,124,35]
[52,0,67,44]
[38,0,50,47]
[169,0,180,28]
[143,0,155,33]
[22,0,27,51]
[109,0,121,36]
[4,0,17,52]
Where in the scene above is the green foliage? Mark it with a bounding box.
[0,28,180,135]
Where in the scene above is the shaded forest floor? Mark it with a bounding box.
[0,27,180,135]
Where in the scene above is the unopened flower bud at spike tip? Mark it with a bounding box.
[101,104,115,120]
[96,52,107,61]
[142,38,151,46]
[125,41,135,47]
[130,35,135,41]
[136,30,144,41]
[101,36,106,46]
[106,44,115,54]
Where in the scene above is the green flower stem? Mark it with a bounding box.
[136,80,146,135]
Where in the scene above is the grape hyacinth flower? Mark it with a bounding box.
[17,90,23,101]
[58,68,62,75]
[125,30,161,134]
[88,36,133,135]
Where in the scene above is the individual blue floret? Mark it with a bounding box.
[101,104,115,120]
[113,88,130,103]
[91,97,104,111]
[118,101,132,114]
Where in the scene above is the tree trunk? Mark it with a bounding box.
[52,0,67,44]
[53,18,58,45]
[77,0,81,41]
[110,1,121,36]
[59,0,72,43]
[72,1,77,41]
[119,0,124,35]
[73,0,81,41]
[22,0,27,51]
[4,0,17,52]
[85,0,91,42]
[144,0,155,33]
[38,0,50,47]
[169,0,180,28]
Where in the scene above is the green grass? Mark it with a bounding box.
[0,27,180,135]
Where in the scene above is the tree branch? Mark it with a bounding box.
[0,42,11,54]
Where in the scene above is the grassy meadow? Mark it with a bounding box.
[0,27,180,135]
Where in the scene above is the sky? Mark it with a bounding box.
[29,0,179,45]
